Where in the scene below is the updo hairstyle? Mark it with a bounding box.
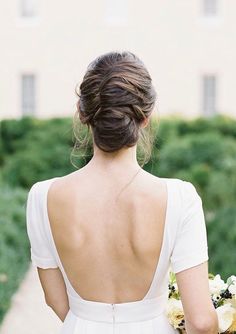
[73,51,157,165]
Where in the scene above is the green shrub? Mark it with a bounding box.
[1,117,77,188]
[156,114,236,140]
[155,132,236,209]
[207,207,236,279]
[0,117,36,158]
[0,185,29,322]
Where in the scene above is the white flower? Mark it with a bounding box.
[230,295,236,308]
[225,297,236,309]
[229,276,236,285]
[209,274,227,295]
[216,304,235,333]
[228,276,236,295]
[229,284,236,295]
[212,293,221,302]
[166,299,183,312]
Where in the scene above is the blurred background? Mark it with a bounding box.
[1,0,236,119]
[0,0,235,333]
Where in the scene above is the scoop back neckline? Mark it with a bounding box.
[43,176,170,305]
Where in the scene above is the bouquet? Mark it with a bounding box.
[166,272,236,333]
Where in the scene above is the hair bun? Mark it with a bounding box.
[91,107,138,151]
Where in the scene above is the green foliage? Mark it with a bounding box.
[155,132,236,210]
[156,114,236,141]
[1,117,77,188]
[0,185,29,322]
[207,207,236,279]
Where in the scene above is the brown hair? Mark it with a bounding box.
[73,51,157,166]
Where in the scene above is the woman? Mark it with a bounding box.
[26,51,218,333]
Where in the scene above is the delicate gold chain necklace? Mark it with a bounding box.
[115,167,142,201]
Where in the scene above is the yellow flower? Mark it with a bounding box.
[216,304,235,333]
[228,311,236,332]
[166,299,184,329]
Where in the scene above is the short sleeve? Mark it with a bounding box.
[26,182,58,269]
[170,181,209,273]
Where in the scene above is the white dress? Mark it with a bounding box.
[26,177,209,334]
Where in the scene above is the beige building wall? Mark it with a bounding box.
[0,0,235,120]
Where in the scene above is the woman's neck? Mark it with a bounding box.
[86,144,140,173]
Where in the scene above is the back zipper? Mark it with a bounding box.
[111,303,115,333]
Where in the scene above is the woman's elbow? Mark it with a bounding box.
[45,295,53,307]
[186,311,219,333]
[44,294,68,312]
[45,296,69,322]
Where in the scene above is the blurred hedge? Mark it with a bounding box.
[0,184,28,322]
[0,117,77,187]
[0,114,236,322]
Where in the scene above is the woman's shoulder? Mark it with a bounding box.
[28,176,59,193]
[147,175,202,208]
[30,173,80,206]
[143,172,195,189]
[28,170,86,206]
[27,176,65,207]
[159,176,200,194]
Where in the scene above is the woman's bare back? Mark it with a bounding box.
[47,167,168,303]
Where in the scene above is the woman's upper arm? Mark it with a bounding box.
[176,261,214,319]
